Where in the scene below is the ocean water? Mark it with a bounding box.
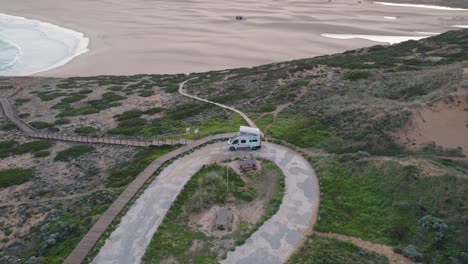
[0,39,20,71]
[0,13,89,76]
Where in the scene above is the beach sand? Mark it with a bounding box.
[1,0,467,76]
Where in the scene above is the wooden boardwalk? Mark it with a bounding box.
[0,96,189,147]
[64,132,235,264]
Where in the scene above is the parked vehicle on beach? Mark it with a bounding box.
[227,126,261,151]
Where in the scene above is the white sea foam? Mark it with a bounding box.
[0,39,21,71]
[451,25,468,28]
[374,2,468,11]
[321,33,430,45]
[0,13,89,76]
[384,16,397,19]
[415,31,440,35]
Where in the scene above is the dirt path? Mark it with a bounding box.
[263,85,309,135]
[179,78,263,136]
[315,232,414,264]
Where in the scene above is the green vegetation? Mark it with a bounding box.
[34,150,51,158]
[108,102,244,138]
[143,107,164,115]
[18,113,30,118]
[0,168,34,187]
[287,234,389,264]
[165,84,179,93]
[54,145,95,162]
[344,70,369,80]
[55,118,71,125]
[143,161,285,263]
[106,146,176,188]
[57,92,127,117]
[29,121,55,129]
[37,190,116,264]
[74,126,98,135]
[311,155,468,262]
[0,123,17,131]
[0,140,52,158]
[15,98,31,104]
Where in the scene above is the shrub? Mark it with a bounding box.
[116,110,143,121]
[61,93,87,103]
[18,113,30,118]
[143,107,164,115]
[74,127,98,135]
[402,244,424,262]
[0,168,34,187]
[165,84,179,93]
[344,71,369,80]
[258,104,276,113]
[79,89,93,94]
[12,140,52,154]
[54,145,95,162]
[15,98,31,104]
[29,121,54,129]
[55,118,71,125]
[139,90,155,97]
[34,150,50,157]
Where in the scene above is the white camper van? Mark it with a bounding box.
[227,126,261,151]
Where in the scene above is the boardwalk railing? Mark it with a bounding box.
[0,95,190,147]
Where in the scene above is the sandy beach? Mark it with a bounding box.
[1,0,467,76]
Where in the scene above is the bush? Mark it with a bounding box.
[54,145,95,162]
[165,84,179,93]
[139,90,155,97]
[0,168,34,187]
[74,127,98,135]
[29,121,54,129]
[11,140,52,154]
[143,107,164,115]
[402,245,424,262]
[34,150,51,157]
[55,118,71,125]
[344,71,369,80]
[116,110,143,121]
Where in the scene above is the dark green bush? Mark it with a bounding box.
[0,168,34,187]
[54,145,95,162]
[344,71,369,80]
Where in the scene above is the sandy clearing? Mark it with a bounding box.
[397,89,468,156]
[0,0,467,76]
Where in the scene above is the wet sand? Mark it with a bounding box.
[1,0,467,76]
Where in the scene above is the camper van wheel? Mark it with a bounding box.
[229,147,236,151]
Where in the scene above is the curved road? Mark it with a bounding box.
[92,142,319,264]
[92,79,319,263]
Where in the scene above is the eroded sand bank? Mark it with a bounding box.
[1,0,467,76]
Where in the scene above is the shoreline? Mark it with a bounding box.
[0,13,89,77]
[0,0,467,77]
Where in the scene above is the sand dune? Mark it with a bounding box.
[0,0,467,76]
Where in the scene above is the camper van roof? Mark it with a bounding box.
[240,126,260,135]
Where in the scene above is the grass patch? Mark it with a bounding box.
[344,71,369,80]
[74,127,98,135]
[164,84,179,93]
[0,168,34,187]
[34,150,51,158]
[142,161,285,263]
[54,145,95,162]
[312,155,468,262]
[55,118,71,125]
[15,98,31,104]
[287,234,389,264]
[29,121,55,129]
[0,140,52,158]
[143,107,164,115]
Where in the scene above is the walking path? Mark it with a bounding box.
[179,78,263,136]
[315,232,414,264]
[92,142,319,264]
[0,93,188,147]
[64,133,235,264]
